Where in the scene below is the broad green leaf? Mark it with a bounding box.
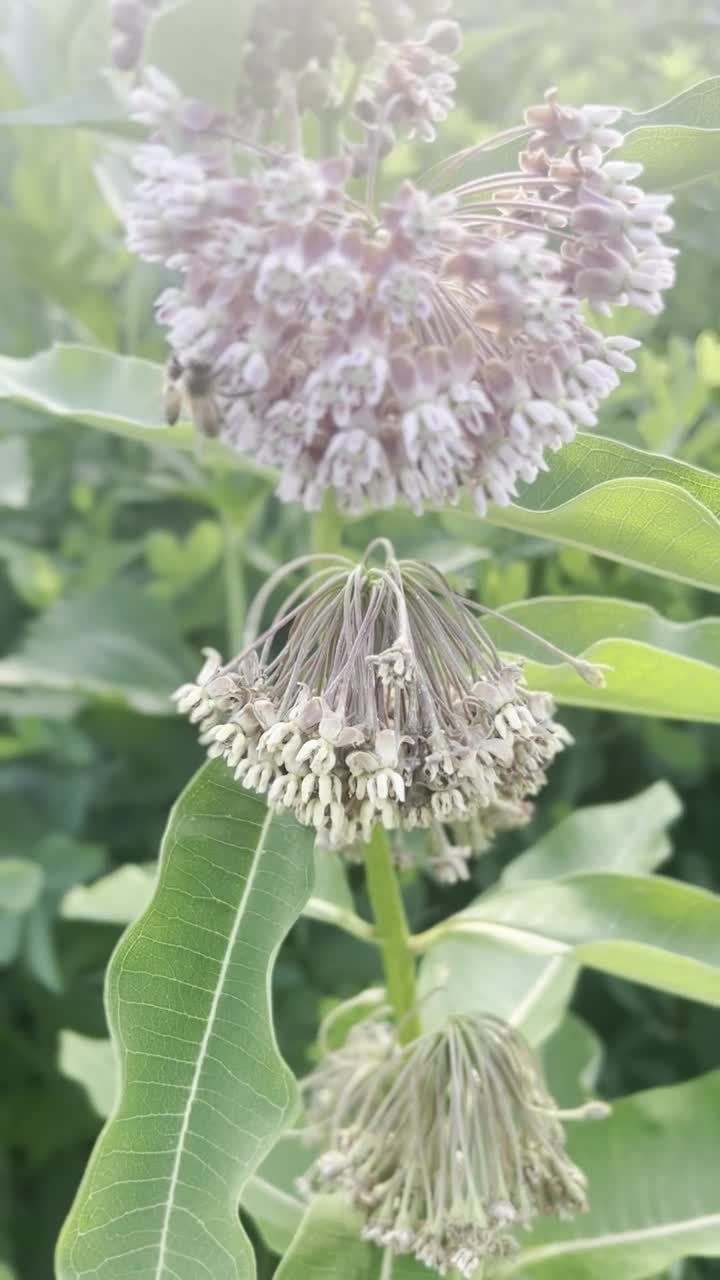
[504,1072,720,1279]
[483,598,720,721]
[616,79,720,191]
[616,126,720,193]
[419,785,681,1044]
[59,1032,118,1120]
[435,872,720,1005]
[502,782,681,885]
[0,345,272,479]
[56,761,316,1280]
[0,583,195,714]
[624,78,720,129]
[419,936,578,1046]
[0,439,31,508]
[447,434,720,590]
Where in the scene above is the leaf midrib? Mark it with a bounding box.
[153,802,274,1280]
[507,1211,720,1272]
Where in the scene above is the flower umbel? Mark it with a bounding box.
[122,4,675,517]
[300,1011,608,1275]
[173,541,596,848]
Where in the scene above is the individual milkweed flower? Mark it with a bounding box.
[172,541,598,849]
[122,19,675,517]
[300,1012,609,1275]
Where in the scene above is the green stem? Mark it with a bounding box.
[364,825,421,1045]
[311,490,345,558]
[220,508,246,653]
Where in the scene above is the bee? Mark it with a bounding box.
[162,354,222,438]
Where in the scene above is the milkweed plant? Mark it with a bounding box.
[50,3,720,1280]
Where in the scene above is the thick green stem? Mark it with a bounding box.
[364,825,421,1045]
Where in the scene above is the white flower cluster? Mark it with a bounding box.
[300,1012,607,1275]
[172,545,589,850]
[124,51,674,517]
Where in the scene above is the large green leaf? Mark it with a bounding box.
[0,345,271,478]
[483,597,720,721]
[418,785,682,1043]
[617,78,720,191]
[504,1072,720,1279]
[448,434,720,590]
[428,872,720,1005]
[502,781,681,885]
[55,760,316,1280]
[0,583,195,714]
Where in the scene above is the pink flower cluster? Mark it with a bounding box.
[126,55,675,517]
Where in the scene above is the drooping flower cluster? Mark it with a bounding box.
[172,542,599,849]
[122,7,675,517]
[300,1012,608,1275]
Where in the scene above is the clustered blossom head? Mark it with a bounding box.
[123,14,675,518]
[300,1011,608,1275]
[172,541,599,849]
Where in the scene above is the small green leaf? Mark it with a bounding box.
[0,583,195,714]
[502,782,681,885]
[59,1032,118,1120]
[61,864,157,927]
[0,345,272,479]
[56,760,316,1280]
[449,434,720,590]
[505,1072,720,1279]
[484,597,720,722]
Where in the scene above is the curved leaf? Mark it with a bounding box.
[617,78,720,191]
[0,345,271,479]
[450,434,720,590]
[56,760,315,1280]
[504,1072,720,1279]
[437,872,720,1005]
[502,781,681,885]
[418,785,682,1043]
[483,597,720,721]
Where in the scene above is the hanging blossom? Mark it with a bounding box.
[122,9,676,518]
[299,1011,609,1275]
[172,541,600,850]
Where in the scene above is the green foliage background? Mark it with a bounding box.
[0,2,719,1277]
